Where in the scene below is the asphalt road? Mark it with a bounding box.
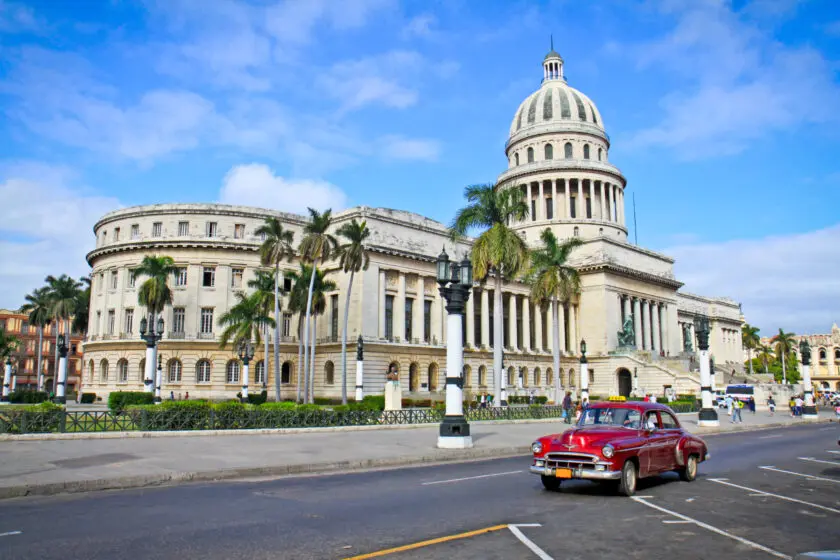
[0,423,838,560]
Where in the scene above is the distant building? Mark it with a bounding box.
[760,325,840,391]
[0,309,84,393]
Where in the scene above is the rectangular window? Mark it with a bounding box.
[474,291,482,346]
[423,300,431,343]
[234,224,245,239]
[128,269,136,288]
[570,196,577,219]
[101,231,107,245]
[20,320,29,334]
[152,222,162,237]
[113,228,120,241]
[124,309,134,334]
[200,308,214,334]
[175,267,188,287]
[110,270,118,290]
[546,198,553,220]
[107,310,115,335]
[206,222,217,237]
[202,267,215,287]
[385,295,394,340]
[99,273,104,293]
[586,197,592,219]
[282,313,292,338]
[330,294,339,340]
[283,277,293,292]
[231,268,243,289]
[131,224,139,239]
[405,297,413,342]
[96,311,101,334]
[172,307,185,333]
[531,199,536,221]
[178,221,189,236]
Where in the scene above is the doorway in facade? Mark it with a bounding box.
[617,368,632,398]
[409,363,419,392]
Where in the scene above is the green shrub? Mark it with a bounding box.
[359,395,385,411]
[79,392,96,404]
[247,391,268,405]
[109,391,155,412]
[313,397,342,405]
[260,401,298,410]
[8,390,49,404]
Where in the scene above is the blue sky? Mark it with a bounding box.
[1,0,839,335]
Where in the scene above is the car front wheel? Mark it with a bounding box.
[541,475,562,491]
[679,454,698,482]
[617,460,637,497]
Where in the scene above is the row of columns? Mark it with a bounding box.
[619,294,669,353]
[519,178,625,225]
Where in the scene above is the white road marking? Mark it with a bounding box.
[635,495,655,498]
[631,497,791,559]
[818,427,835,431]
[663,520,692,524]
[826,450,840,455]
[686,498,695,502]
[799,457,840,466]
[0,531,22,537]
[759,466,840,484]
[709,478,840,515]
[759,434,783,439]
[508,524,553,560]
[421,470,523,485]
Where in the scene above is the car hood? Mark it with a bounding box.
[546,426,629,450]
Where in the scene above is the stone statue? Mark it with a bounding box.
[617,316,635,347]
[356,335,364,361]
[799,339,811,366]
[682,324,693,352]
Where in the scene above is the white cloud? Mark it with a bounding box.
[624,2,840,158]
[0,0,40,33]
[219,163,348,214]
[320,51,423,111]
[0,162,120,309]
[379,135,440,161]
[664,224,840,335]
[403,14,436,38]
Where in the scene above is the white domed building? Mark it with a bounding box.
[80,50,745,402]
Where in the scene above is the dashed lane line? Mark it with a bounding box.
[0,531,22,537]
[631,497,791,559]
[421,470,523,485]
[709,478,840,515]
[827,450,840,455]
[759,434,784,439]
[508,524,554,560]
[759,466,840,484]
[798,457,840,466]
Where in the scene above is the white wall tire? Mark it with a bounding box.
[617,460,637,497]
[679,455,698,482]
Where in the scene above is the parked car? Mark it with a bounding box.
[713,391,726,408]
[530,402,710,497]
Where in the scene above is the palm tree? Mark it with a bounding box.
[335,219,370,404]
[218,292,275,350]
[741,324,760,377]
[450,184,529,405]
[72,275,92,335]
[526,228,582,403]
[770,328,796,384]
[0,328,19,388]
[20,287,52,390]
[758,344,773,374]
[298,208,338,403]
[134,255,177,323]
[285,267,309,402]
[248,269,277,391]
[45,274,83,392]
[255,218,295,402]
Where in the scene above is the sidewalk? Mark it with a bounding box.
[0,410,834,500]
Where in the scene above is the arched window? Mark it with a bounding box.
[534,367,541,386]
[564,142,573,159]
[819,348,827,360]
[583,144,590,159]
[324,361,335,385]
[521,367,529,387]
[549,367,555,387]
[117,359,128,382]
[835,348,840,360]
[598,148,603,161]
[462,364,471,388]
[100,359,109,382]
[544,144,553,160]
[428,363,438,391]
[527,147,534,163]
[168,359,182,383]
[226,360,240,384]
[507,366,515,386]
[88,359,94,382]
[514,153,520,166]
[255,360,265,385]
[478,365,487,387]
[568,368,576,387]
[589,369,595,384]
[139,358,145,382]
[573,227,579,237]
[409,362,419,392]
[196,359,211,383]
[281,361,293,384]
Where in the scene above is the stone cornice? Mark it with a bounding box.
[507,121,609,149]
[496,159,626,187]
[87,238,263,266]
[507,127,610,151]
[94,203,309,231]
[577,261,684,290]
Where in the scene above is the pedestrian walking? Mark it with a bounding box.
[725,395,734,422]
[748,396,756,414]
[734,399,743,423]
[185,391,190,400]
[767,396,776,416]
[562,391,573,424]
[794,395,803,417]
[170,390,175,401]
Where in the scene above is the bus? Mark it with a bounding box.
[725,384,754,403]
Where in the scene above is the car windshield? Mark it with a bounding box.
[578,407,642,428]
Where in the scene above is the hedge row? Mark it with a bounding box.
[8,390,49,404]
[108,391,155,412]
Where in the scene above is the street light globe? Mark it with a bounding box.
[436,248,450,283]
[156,317,165,335]
[459,256,473,287]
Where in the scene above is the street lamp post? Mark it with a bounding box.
[355,335,365,402]
[2,358,11,400]
[155,354,163,403]
[436,248,474,449]
[139,316,164,394]
[695,316,719,426]
[709,355,716,392]
[55,334,69,404]
[800,340,817,419]
[579,339,589,403]
[238,340,255,402]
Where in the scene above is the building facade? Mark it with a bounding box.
[0,310,84,393]
[758,325,840,391]
[81,50,744,402]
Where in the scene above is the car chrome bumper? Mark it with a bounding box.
[529,465,622,480]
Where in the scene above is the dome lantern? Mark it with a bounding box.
[543,35,564,83]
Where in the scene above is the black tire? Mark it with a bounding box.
[617,460,637,497]
[679,455,698,482]
[541,475,562,491]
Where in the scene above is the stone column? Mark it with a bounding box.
[553,179,560,221]
[522,297,531,352]
[598,181,606,221]
[565,180,572,219]
[414,279,425,344]
[612,185,618,222]
[662,305,670,354]
[466,286,475,348]
[587,179,594,219]
[633,298,642,348]
[378,270,386,338]
[576,179,584,219]
[568,304,577,354]
[480,288,490,348]
[618,189,625,226]
[623,295,631,324]
[395,272,406,341]
[537,181,544,220]
[558,303,567,353]
[534,303,543,352]
[641,300,650,350]
[509,293,518,350]
[652,303,661,353]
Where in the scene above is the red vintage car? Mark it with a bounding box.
[530,402,710,496]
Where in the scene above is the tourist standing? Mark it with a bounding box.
[562,391,573,424]
[767,396,776,416]
[748,396,756,414]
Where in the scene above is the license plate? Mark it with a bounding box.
[555,468,572,479]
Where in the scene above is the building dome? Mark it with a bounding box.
[509,81,605,139]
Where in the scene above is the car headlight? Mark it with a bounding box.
[531,441,543,454]
[602,444,615,458]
